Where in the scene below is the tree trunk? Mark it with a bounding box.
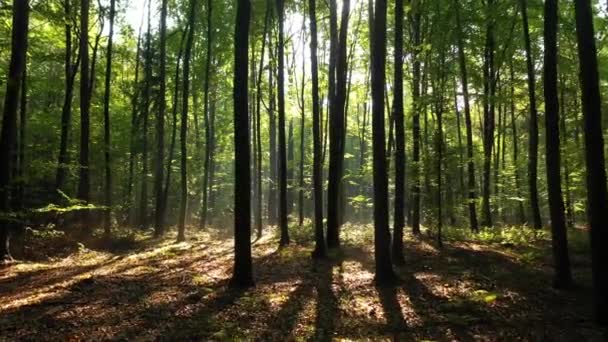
[77,0,91,207]
[201,0,215,230]
[154,0,169,237]
[178,0,198,242]
[298,17,306,227]
[277,0,290,247]
[410,6,422,235]
[268,10,278,227]
[309,0,326,259]
[559,75,574,228]
[102,0,116,237]
[543,0,572,289]
[0,0,29,260]
[520,0,542,230]
[573,0,608,325]
[371,0,396,284]
[509,62,526,224]
[139,2,152,228]
[232,0,254,287]
[391,0,405,265]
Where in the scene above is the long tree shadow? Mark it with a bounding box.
[312,256,341,342]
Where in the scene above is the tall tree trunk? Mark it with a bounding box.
[509,62,526,224]
[309,0,326,259]
[139,1,152,228]
[573,0,608,325]
[520,0,542,229]
[77,0,91,207]
[232,0,254,287]
[392,0,405,265]
[326,0,350,248]
[178,0,198,242]
[454,81,465,197]
[268,10,278,227]
[277,0,290,246]
[559,75,574,228]
[410,5,422,235]
[56,0,78,194]
[16,64,27,210]
[0,0,29,260]
[298,17,306,227]
[543,0,572,288]
[163,29,186,226]
[126,7,145,223]
[154,0,169,237]
[287,119,295,215]
[371,0,396,284]
[102,0,116,237]
[201,0,215,230]
[454,0,478,232]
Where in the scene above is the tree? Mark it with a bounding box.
[391,0,406,265]
[370,0,396,284]
[410,3,422,235]
[309,0,326,259]
[139,1,152,228]
[154,0,169,237]
[520,0,542,230]
[77,0,91,208]
[232,0,254,287]
[543,0,572,288]
[200,0,214,231]
[454,0,478,232]
[573,0,608,325]
[0,0,29,260]
[178,0,198,243]
[101,0,116,237]
[327,0,350,248]
[277,0,290,247]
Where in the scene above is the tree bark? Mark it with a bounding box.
[102,0,116,237]
[232,0,254,287]
[77,0,91,207]
[201,0,215,230]
[277,0,290,247]
[573,0,608,325]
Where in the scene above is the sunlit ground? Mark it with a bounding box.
[0,223,605,340]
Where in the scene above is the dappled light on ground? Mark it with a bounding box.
[0,226,605,340]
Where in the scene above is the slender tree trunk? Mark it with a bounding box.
[371,0,396,284]
[509,62,526,224]
[178,0,198,242]
[309,0,326,259]
[232,0,254,287]
[520,0,542,229]
[277,0,290,246]
[392,0,405,265]
[559,75,574,228]
[56,0,79,194]
[139,2,152,228]
[268,11,278,227]
[201,0,214,230]
[77,0,91,208]
[543,0,572,288]
[298,18,306,227]
[287,120,295,215]
[102,0,116,237]
[411,7,422,235]
[154,0,169,237]
[454,1,478,232]
[0,0,29,260]
[573,0,608,325]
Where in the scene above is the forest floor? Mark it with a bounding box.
[0,223,606,341]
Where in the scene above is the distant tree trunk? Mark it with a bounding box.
[370,0,396,284]
[391,0,405,265]
[200,0,214,230]
[509,62,526,224]
[254,3,270,237]
[434,72,445,249]
[455,0,478,232]
[0,0,29,260]
[573,0,608,325]
[559,75,574,228]
[287,119,295,215]
[232,0,254,287]
[481,0,496,228]
[520,0,542,229]
[178,0,197,242]
[126,10,144,223]
[454,82,465,196]
[56,0,78,194]
[16,64,27,209]
[139,2,152,228]
[309,0,326,259]
[326,0,350,248]
[77,0,91,208]
[277,0,290,247]
[543,0,572,288]
[102,0,116,237]
[154,0,168,237]
[298,18,306,227]
[163,28,186,224]
[410,6,422,235]
[268,10,278,227]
